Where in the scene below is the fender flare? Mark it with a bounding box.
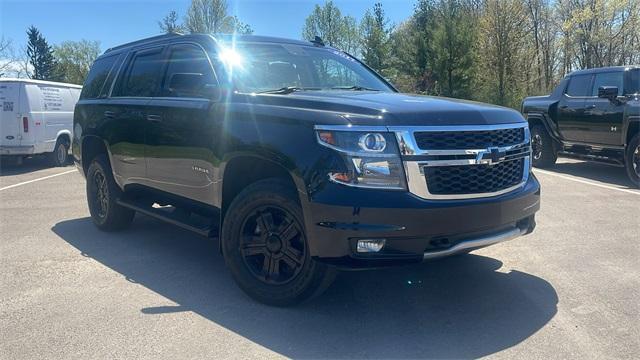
[525,112,563,145]
[623,116,640,146]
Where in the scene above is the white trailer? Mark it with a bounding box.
[0,78,81,166]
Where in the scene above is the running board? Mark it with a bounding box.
[558,151,625,167]
[116,198,218,238]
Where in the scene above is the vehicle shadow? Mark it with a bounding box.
[546,159,633,188]
[0,156,71,176]
[52,216,558,359]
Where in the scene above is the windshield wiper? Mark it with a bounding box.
[330,85,381,91]
[258,86,321,95]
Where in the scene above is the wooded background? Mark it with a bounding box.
[2,0,638,109]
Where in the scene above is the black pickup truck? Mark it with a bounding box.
[73,34,539,305]
[522,66,640,187]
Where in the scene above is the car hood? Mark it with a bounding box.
[238,91,525,126]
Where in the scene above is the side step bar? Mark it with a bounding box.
[558,151,625,167]
[116,198,218,238]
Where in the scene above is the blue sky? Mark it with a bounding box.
[1,0,415,53]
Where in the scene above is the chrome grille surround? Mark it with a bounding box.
[389,123,531,200]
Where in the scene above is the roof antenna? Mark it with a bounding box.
[311,36,325,46]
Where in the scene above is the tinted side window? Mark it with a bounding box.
[80,55,118,99]
[161,44,216,98]
[625,69,639,95]
[116,48,165,97]
[565,74,592,97]
[591,71,623,96]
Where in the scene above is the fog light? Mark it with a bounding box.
[357,239,386,253]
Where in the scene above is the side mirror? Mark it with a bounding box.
[598,86,618,100]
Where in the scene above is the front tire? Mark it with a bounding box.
[48,138,69,167]
[221,178,336,306]
[625,134,640,188]
[530,125,557,168]
[86,154,135,231]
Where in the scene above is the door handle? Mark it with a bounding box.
[586,104,596,109]
[146,114,162,123]
[559,105,568,109]
[104,111,115,118]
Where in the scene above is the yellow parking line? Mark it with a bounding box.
[0,169,77,192]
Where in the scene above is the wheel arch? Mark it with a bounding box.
[80,135,110,176]
[55,130,72,146]
[625,117,640,147]
[526,113,562,150]
[219,154,306,227]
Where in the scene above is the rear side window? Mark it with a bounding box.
[115,48,165,97]
[565,74,592,97]
[161,44,216,98]
[80,55,118,99]
[591,71,623,96]
[626,69,640,95]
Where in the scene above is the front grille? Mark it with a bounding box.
[415,128,525,150]
[424,159,524,195]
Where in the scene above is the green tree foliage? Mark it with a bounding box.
[428,0,476,98]
[53,40,101,85]
[159,10,185,33]
[26,26,56,80]
[160,1,252,35]
[183,0,253,34]
[361,3,393,75]
[302,1,361,54]
[476,0,530,108]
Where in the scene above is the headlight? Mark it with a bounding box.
[316,128,406,189]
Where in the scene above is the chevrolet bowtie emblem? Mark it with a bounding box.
[477,147,507,165]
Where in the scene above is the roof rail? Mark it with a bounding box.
[311,36,325,46]
[105,33,183,53]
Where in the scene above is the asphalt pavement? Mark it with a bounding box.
[1,157,638,359]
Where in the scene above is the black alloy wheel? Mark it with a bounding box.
[239,205,306,285]
[532,133,543,161]
[92,170,109,219]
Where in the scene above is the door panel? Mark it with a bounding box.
[108,46,166,188]
[583,71,625,145]
[0,82,22,147]
[103,98,149,186]
[144,43,221,206]
[145,98,219,204]
[557,74,592,142]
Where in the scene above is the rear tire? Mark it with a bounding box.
[625,134,640,188]
[221,178,336,306]
[530,125,557,168]
[48,138,69,167]
[86,154,135,231]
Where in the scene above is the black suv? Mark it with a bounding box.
[522,66,640,186]
[73,34,540,305]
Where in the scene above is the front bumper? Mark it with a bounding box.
[304,174,540,269]
[0,145,35,155]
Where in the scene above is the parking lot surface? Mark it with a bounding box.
[1,157,639,359]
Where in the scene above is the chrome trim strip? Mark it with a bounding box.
[423,226,526,260]
[390,123,528,156]
[314,125,389,132]
[396,123,530,200]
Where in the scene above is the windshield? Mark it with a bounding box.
[215,42,393,94]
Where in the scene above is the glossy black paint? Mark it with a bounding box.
[522,66,640,152]
[74,34,540,268]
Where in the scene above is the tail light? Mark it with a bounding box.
[23,116,29,133]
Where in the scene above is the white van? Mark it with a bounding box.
[0,78,81,166]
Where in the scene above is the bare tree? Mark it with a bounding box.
[0,37,17,77]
